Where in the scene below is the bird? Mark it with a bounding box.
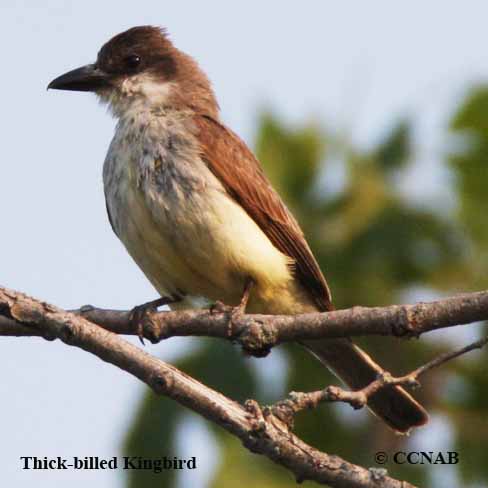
[48,25,428,433]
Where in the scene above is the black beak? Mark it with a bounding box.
[47,64,110,92]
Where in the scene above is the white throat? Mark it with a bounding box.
[99,73,175,120]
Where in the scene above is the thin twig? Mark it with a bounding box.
[272,336,488,423]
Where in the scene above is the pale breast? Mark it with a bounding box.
[103,111,201,299]
[103,111,310,313]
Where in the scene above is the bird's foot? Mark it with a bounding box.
[209,300,229,315]
[210,280,254,337]
[130,295,179,345]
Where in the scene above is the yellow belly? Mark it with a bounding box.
[115,172,316,315]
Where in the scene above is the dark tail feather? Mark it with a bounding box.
[304,338,429,433]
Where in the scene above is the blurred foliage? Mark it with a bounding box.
[123,86,488,487]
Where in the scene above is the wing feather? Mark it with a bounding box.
[194,115,333,311]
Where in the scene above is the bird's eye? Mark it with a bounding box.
[125,54,141,70]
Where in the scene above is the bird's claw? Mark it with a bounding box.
[129,303,157,345]
[129,296,177,345]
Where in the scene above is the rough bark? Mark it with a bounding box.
[3,287,487,487]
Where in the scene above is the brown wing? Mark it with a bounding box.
[194,114,333,311]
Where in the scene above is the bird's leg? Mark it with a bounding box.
[210,279,254,337]
[211,279,254,314]
[130,295,181,345]
[228,279,255,337]
[234,278,254,315]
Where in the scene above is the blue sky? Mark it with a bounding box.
[1,1,488,487]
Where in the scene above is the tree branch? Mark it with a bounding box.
[2,290,488,356]
[270,335,488,424]
[0,286,416,488]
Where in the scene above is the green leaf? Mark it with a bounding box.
[374,120,411,171]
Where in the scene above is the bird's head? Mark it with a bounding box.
[48,26,219,119]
